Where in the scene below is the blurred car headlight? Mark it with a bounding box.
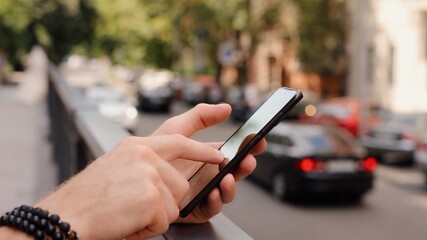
[126,107,138,119]
[305,104,317,117]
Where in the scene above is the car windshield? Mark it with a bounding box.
[317,104,350,118]
[302,128,356,154]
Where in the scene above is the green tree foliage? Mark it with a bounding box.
[0,0,35,69]
[0,0,97,67]
[0,0,347,75]
[292,0,347,74]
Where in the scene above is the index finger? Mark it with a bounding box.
[134,135,224,164]
[152,103,231,137]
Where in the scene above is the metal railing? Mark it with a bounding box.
[47,66,253,240]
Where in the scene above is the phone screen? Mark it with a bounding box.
[179,88,302,216]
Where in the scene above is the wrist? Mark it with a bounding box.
[0,226,33,240]
[35,199,86,239]
[0,205,79,240]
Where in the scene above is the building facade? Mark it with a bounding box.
[349,0,427,113]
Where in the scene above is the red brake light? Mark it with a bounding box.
[363,157,377,171]
[300,158,316,172]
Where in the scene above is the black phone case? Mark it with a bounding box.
[179,88,303,218]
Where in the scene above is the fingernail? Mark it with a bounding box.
[216,150,225,161]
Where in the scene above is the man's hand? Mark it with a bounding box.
[34,135,225,239]
[152,103,266,223]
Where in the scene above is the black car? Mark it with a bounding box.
[137,86,173,112]
[251,122,377,201]
[137,70,175,112]
[182,79,223,106]
[226,86,260,122]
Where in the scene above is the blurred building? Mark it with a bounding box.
[348,0,427,113]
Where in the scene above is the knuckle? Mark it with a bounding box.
[170,134,188,149]
[120,136,140,145]
[174,178,190,202]
[169,205,180,222]
[143,164,161,182]
[157,217,170,234]
[134,145,157,163]
[171,133,185,141]
[144,183,162,204]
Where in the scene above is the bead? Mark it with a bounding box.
[0,216,6,225]
[1,205,78,240]
[60,221,70,233]
[20,205,31,211]
[40,209,49,218]
[12,209,19,216]
[68,230,78,240]
[53,231,63,240]
[49,214,60,224]
[32,214,40,224]
[9,215,15,224]
[19,210,26,218]
[34,229,44,240]
[46,223,56,235]
[14,217,22,227]
[39,218,48,229]
[20,219,29,230]
[35,207,43,213]
[28,223,36,234]
[2,215,10,224]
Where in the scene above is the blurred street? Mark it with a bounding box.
[1,86,427,239]
[135,102,427,240]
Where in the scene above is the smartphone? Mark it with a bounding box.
[179,87,303,218]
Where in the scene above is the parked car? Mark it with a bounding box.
[226,85,261,122]
[362,113,427,165]
[182,75,223,105]
[250,122,376,201]
[300,97,361,136]
[137,69,175,112]
[86,86,138,134]
[415,135,427,185]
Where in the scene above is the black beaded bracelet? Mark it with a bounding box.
[0,205,78,240]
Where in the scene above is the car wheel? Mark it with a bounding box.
[272,173,287,200]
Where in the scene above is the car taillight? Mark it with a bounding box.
[362,157,377,171]
[299,158,324,172]
[299,158,316,172]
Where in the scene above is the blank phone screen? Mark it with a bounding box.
[179,88,299,210]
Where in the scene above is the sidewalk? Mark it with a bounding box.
[0,85,56,214]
